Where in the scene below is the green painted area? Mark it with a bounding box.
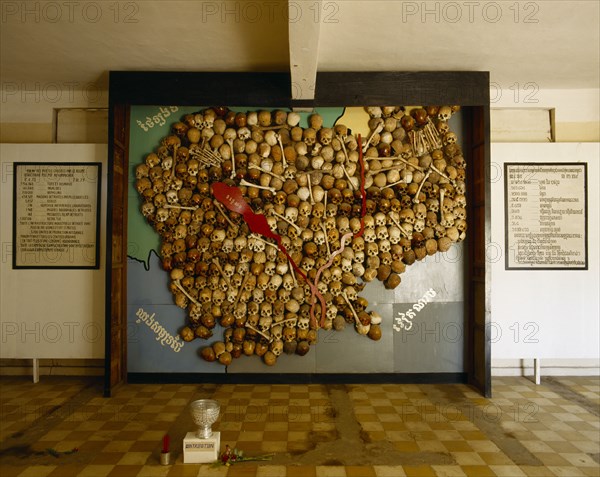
[128,106,345,267]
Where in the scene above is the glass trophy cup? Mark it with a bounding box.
[183,399,221,463]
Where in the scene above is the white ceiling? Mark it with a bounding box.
[1,0,598,91]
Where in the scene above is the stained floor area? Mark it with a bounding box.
[0,376,598,477]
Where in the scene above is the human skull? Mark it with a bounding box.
[237,126,251,141]
[188,303,202,323]
[220,263,234,279]
[352,236,365,253]
[349,217,362,234]
[374,212,387,227]
[329,281,342,297]
[341,258,353,273]
[426,198,440,213]
[301,257,315,272]
[326,203,338,218]
[264,261,276,276]
[174,224,187,240]
[376,225,388,241]
[326,305,338,321]
[312,202,325,219]
[345,286,357,301]
[353,250,365,264]
[153,193,167,209]
[440,213,455,228]
[135,178,151,195]
[281,274,294,292]
[212,289,226,306]
[413,203,427,221]
[438,106,452,121]
[221,238,233,254]
[443,132,457,146]
[351,263,364,277]
[442,197,455,214]
[379,239,391,253]
[323,216,336,232]
[366,242,379,257]
[298,201,312,217]
[388,226,401,244]
[454,194,467,209]
[297,317,310,330]
[268,275,283,291]
[399,208,415,225]
[363,215,375,229]
[178,210,192,225]
[314,230,326,246]
[303,128,317,146]
[259,315,273,333]
[271,325,283,342]
[251,288,264,305]
[436,121,450,135]
[455,180,466,195]
[199,287,212,304]
[284,206,298,223]
[336,216,350,234]
[197,237,210,253]
[187,159,199,177]
[135,163,149,180]
[364,229,376,243]
[141,202,155,218]
[318,128,333,146]
[166,190,178,205]
[211,229,225,243]
[453,207,466,221]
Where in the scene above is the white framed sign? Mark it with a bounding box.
[13,162,102,269]
[504,162,587,270]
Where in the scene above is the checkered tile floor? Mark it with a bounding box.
[0,377,598,476]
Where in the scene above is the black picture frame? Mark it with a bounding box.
[13,162,102,269]
[504,162,588,271]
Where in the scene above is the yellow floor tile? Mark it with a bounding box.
[256,466,289,477]
[15,466,58,477]
[489,465,528,477]
[315,466,347,477]
[0,376,597,477]
[75,465,116,477]
[373,466,407,477]
[429,466,467,477]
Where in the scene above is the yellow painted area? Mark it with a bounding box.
[334,106,423,138]
[335,107,370,137]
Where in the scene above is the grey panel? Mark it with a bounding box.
[227,346,316,374]
[127,253,173,305]
[394,241,465,304]
[393,302,464,373]
[127,304,225,374]
[360,279,396,305]
[315,303,394,373]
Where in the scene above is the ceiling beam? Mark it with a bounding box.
[288,0,322,103]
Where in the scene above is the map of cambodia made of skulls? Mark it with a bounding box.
[132,106,467,367]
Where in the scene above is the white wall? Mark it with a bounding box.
[490,143,600,374]
[0,144,107,359]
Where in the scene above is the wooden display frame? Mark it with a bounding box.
[106,71,491,396]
